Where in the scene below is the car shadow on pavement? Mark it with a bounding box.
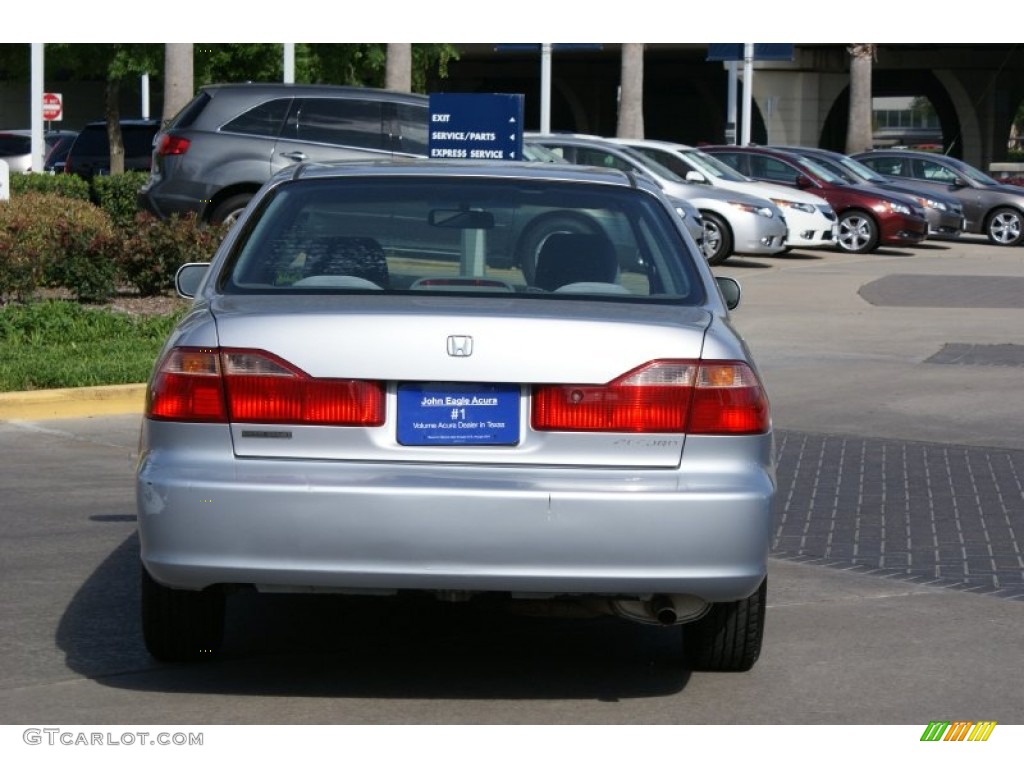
[57,533,691,702]
[871,247,918,257]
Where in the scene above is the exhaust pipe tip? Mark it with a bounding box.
[650,594,677,626]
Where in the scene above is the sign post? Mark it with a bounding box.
[706,44,794,146]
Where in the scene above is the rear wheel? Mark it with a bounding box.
[209,193,254,227]
[141,565,225,662]
[985,207,1024,246]
[701,211,733,266]
[683,577,766,672]
[836,211,879,253]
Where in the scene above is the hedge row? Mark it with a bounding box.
[0,175,227,303]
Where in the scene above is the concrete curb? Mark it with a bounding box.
[0,383,145,421]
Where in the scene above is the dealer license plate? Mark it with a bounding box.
[397,383,520,446]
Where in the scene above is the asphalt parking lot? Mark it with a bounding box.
[0,233,1022,728]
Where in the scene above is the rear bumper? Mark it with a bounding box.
[137,428,775,603]
[137,176,210,220]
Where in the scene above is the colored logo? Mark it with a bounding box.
[920,721,996,741]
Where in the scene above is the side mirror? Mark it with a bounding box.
[715,276,741,310]
[685,170,707,184]
[795,175,813,190]
[175,263,210,299]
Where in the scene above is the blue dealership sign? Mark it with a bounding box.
[428,93,524,161]
[706,44,795,62]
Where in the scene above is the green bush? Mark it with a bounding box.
[0,194,54,301]
[91,171,149,230]
[0,192,120,303]
[120,213,226,296]
[10,173,91,201]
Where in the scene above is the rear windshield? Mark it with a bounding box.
[72,125,157,156]
[221,176,705,305]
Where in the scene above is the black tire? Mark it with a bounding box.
[701,211,733,266]
[514,213,604,283]
[836,210,879,253]
[985,207,1024,246]
[209,193,254,227]
[684,577,766,672]
[141,565,225,662]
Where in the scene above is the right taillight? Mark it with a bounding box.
[147,347,385,426]
[157,134,191,156]
[531,359,768,435]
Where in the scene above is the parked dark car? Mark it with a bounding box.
[852,149,1024,246]
[43,130,79,173]
[704,145,928,254]
[63,119,160,180]
[773,145,965,239]
[138,83,430,226]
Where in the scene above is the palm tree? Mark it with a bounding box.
[163,44,194,124]
[617,43,644,139]
[846,44,875,153]
[386,44,412,92]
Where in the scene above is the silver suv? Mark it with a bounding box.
[138,83,429,225]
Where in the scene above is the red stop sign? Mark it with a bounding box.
[42,92,62,121]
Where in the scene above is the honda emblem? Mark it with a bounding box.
[447,335,474,357]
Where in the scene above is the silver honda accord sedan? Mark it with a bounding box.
[136,159,775,671]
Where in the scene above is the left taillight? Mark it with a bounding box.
[147,347,385,426]
[531,359,769,435]
[157,134,190,156]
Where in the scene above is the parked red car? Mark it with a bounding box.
[703,145,928,253]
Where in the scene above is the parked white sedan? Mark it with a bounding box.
[620,138,840,252]
[138,159,775,672]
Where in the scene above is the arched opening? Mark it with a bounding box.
[820,70,961,156]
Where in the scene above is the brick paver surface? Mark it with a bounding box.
[772,430,1024,600]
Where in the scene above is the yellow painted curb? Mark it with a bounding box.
[0,383,146,420]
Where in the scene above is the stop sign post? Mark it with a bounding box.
[42,92,62,122]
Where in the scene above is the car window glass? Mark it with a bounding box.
[708,152,743,173]
[69,127,108,153]
[223,178,702,304]
[392,103,428,155]
[222,98,291,137]
[168,91,211,130]
[636,147,689,177]
[0,135,30,156]
[574,147,634,172]
[288,98,385,150]
[123,126,158,155]
[683,149,747,181]
[916,159,957,183]
[863,156,902,176]
[759,157,799,184]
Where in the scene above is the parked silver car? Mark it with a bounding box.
[138,159,775,671]
[526,133,788,265]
